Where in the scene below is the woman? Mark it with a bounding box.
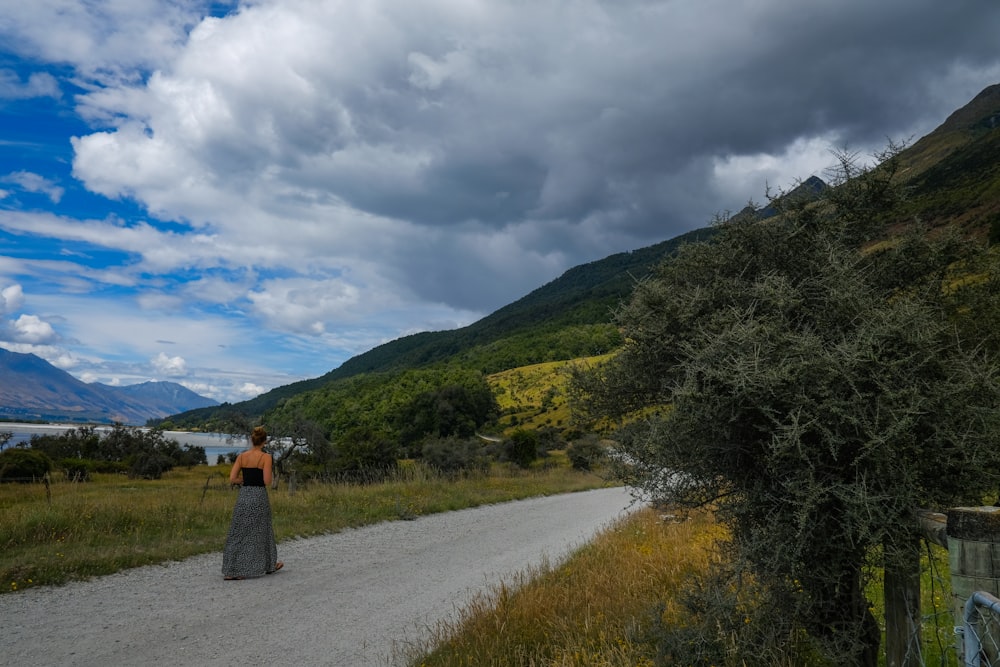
[222,426,283,580]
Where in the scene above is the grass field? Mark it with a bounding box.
[1,458,962,666]
[0,458,611,593]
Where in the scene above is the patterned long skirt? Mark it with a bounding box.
[222,486,278,578]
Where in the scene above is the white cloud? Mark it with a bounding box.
[247,277,361,335]
[10,314,57,344]
[0,0,221,86]
[2,171,65,203]
[152,351,188,376]
[1,284,25,314]
[236,382,265,400]
[0,70,61,100]
[711,134,847,209]
[0,284,61,348]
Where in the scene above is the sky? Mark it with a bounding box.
[1,1,999,404]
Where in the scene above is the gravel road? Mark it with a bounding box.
[1,487,638,666]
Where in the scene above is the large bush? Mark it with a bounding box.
[332,426,399,481]
[128,451,175,480]
[565,434,605,471]
[504,429,540,469]
[421,437,491,476]
[572,146,1000,665]
[0,448,54,482]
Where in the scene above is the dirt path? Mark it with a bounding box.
[1,487,638,666]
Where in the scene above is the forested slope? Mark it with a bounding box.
[160,83,1000,432]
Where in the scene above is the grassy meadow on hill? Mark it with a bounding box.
[488,354,612,434]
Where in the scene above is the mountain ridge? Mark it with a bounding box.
[0,348,218,425]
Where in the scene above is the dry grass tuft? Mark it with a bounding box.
[408,507,722,666]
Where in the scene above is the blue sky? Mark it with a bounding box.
[1,0,999,404]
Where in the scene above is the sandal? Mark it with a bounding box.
[224,576,245,581]
[266,562,284,574]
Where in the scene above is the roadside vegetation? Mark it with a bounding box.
[406,509,957,667]
[408,507,722,667]
[0,458,610,593]
[568,145,1000,665]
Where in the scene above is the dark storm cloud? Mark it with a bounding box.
[4,0,1000,399]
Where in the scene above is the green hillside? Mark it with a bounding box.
[159,225,715,428]
[159,83,1000,437]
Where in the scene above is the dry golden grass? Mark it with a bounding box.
[408,507,722,666]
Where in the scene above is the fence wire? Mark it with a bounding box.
[897,539,1000,667]
[962,591,1000,667]
[919,539,962,667]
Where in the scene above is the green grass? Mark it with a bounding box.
[866,542,959,667]
[488,355,613,435]
[0,459,612,593]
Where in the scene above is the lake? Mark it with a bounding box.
[0,422,248,466]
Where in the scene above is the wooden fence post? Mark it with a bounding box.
[885,537,923,667]
[886,511,948,667]
[947,506,1000,664]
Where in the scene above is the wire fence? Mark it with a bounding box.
[961,591,1000,667]
[913,539,963,667]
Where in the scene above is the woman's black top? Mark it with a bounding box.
[242,467,265,487]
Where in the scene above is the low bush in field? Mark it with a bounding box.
[60,458,126,477]
[503,429,540,468]
[421,437,491,476]
[0,448,53,482]
[565,434,606,471]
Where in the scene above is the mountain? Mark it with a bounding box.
[161,224,718,427]
[163,82,1000,430]
[0,348,218,425]
[896,83,1000,237]
[101,381,218,418]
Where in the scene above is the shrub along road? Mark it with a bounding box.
[2,486,637,666]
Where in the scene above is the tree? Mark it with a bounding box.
[332,426,398,481]
[28,424,204,478]
[504,429,540,468]
[571,146,1000,665]
[395,380,499,452]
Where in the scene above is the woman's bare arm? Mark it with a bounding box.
[229,453,243,484]
[262,454,273,487]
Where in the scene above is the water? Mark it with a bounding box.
[0,422,248,466]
